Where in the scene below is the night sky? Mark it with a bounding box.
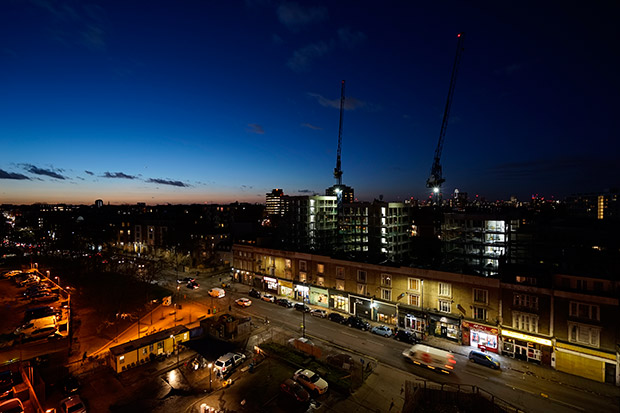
[1,1,619,205]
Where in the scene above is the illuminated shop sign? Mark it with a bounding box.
[501,330,552,346]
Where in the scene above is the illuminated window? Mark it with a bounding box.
[285,259,292,269]
[407,278,420,291]
[336,279,345,291]
[381,274,392,287]
[357,283,367,295]
[120,356,125,364]
[317,276,325,287]
[317,263,324,274]
[408,294,420,306]
[299,272,307,283]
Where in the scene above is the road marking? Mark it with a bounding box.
[546,396,586,412]
[341,331,357,338]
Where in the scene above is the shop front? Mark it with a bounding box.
[251,274,263,289]
[309,286,329,308]
[263,276,278,293]
[294,283,310,302]
[428,313,460,342]
[500,329,552,365]
[397,305,426,337]
[330,290,349,312]
[461,321,499,354]
[279,280,294,298]
[349,295,372,319]
[373,300,397,325]
[554,341,618,385]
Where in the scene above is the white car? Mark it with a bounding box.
[60,395,86,413]
[310,309,327,318]
[261,293,275,303]
[293,368,328,395]
[235,298,252,307]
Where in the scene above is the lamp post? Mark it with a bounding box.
[207,362,213,391]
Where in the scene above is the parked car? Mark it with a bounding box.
[280,378,310,402]
[294,302,310,312]
[24,306,59,322]
[2,270,22,279]
[61,374,81,395]
[31,292,59,303]
[394,329,418,344]
[186,280,199,289]
[261,293,275,303]
[468,350,501,370]
[235,298,252,307]
[371,325,393,337]
[59,395,86,413]
[176,277,195,284]
[293,368,328,395]
[0,398,23,413]
[310,309,327,318]
[276,298,293,308]
[248,289,261,299]
[327,312,346,324]
[214,352,246,377]
[346,316,370,331]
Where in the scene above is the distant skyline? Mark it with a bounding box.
[1,1,619,205]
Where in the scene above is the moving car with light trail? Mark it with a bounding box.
[402,344,456,374]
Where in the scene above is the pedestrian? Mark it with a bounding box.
[229,304,232,312]
[389,399,395,411]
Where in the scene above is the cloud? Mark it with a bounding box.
[301,123,322,130]
[0,169,30,180]
[277,2,328,31]
[102,172,137,179]
[307,92,366,110]
[247,123,265,134]
[22,164,67,180]
[146,178,189,187]
[84,170,94,175]
[240,185,254,191]
[337,27,366,49]
[287,41,333,72]
[297,189,318,195]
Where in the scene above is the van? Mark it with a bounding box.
[14,315,57,338]
[402,344,456,374]
[208,287,225,298]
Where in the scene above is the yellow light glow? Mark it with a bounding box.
[501,330,552,346]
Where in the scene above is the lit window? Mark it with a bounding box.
[438,282,451,297]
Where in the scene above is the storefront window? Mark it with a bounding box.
[333,295,348,311]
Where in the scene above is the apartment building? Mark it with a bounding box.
[553,273,619,384]
[232,244,501,350]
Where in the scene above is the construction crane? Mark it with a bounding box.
[334,80,345,186]
[426,32,465,198]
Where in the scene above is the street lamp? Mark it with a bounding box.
[207,362,213,391]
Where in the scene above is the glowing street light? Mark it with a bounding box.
[208,362,213,391]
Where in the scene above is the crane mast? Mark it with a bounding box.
[334,80,345,186]
[426,33,465,196]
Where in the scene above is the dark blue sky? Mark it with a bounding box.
[1,1,618,204]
